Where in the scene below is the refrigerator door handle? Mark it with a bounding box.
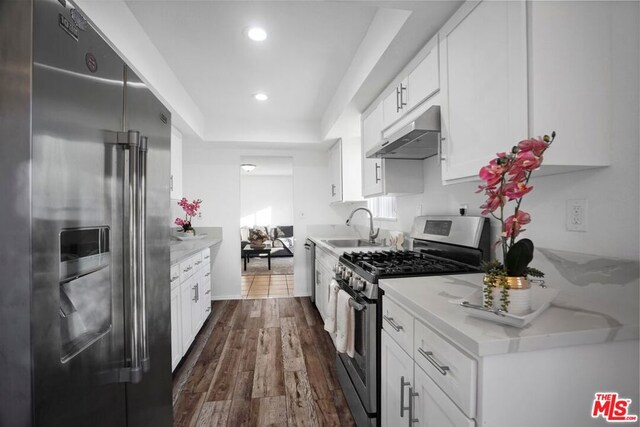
[138,136,150,373]
[105,130,149,383]
[127,130,143,384]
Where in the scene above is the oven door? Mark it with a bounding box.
[336,279,377,413]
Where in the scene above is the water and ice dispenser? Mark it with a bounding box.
[59,227,112,363]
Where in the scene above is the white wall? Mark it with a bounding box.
[357,1,640,262]
[240,175,294,228]
[182,142,358,299]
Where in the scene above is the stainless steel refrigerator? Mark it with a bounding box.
[0,0,173,425]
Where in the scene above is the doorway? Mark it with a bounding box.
[239,156,295,299]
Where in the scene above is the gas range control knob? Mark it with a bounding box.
[353,278,365,291]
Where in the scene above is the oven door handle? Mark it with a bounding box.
[348,298,366,311]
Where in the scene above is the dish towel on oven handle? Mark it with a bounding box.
[335,289,355,358]
[324,279,340,334]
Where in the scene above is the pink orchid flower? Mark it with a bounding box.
[503,180,533,200]
[175,218,185,226]
[518,138,549,156]
[479,163,505,187]
[504,210,531,238]
[509,151,542,177]
[480,190,505,215]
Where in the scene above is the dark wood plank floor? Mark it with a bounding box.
[173,297,355,426]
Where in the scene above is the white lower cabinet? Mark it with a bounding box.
[170,286,182,371]
[381,293,639,426]
[171,247,212,371]
[381,295,475,426]
[314,245,338,321]
[381,330,414,426]
[179,276,196,353]
[413,364,474,427]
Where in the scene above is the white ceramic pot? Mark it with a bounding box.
[483,276,532,315]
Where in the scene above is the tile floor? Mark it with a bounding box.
[242,274,295,299]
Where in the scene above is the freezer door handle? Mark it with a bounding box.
[138,136,150,373]
[127,130,143,384]
[111,130,149,383]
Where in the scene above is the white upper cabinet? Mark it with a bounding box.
[328,137,363,203]
[407,47,439,111]
[380,39,439,131]
[328,140,343,203]
[170,126,183,199]
[362,104,384,197]
[528,0,613,170]
[382,77,408,129]
[439,0,528,183]
[438,0,617,184]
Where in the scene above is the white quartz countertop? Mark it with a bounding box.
[379,272,639,357]
[170,236,222,264]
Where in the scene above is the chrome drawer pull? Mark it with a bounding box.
[409,387,419,425]
[418,347,450,376]
[195,261,202,266]
[205,272,210,277]
[400,376,411,417]
[383,315,404,332]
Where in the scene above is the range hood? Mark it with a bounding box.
[366,105,441,160]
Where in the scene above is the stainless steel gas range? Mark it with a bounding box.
[333,216,490,426]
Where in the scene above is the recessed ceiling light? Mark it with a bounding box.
[241,164,256,172]
[247,27,267,42]
[254,93,268,101]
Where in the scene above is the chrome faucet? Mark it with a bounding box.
[346,207,380,244]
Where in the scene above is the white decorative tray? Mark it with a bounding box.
[174,233,207,241]
[450,286,559,328]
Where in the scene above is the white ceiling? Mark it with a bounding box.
[124,1,462,144]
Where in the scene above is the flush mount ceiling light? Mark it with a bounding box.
[253,92,268,101]
[247,27,267,42]
[241,164,256,172]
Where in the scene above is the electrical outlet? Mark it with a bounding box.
[566,199,587,232]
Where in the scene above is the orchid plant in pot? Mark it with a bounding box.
[477,132,556,314]
[175,198,202,235]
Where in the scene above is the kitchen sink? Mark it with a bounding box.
[324,239,381,248]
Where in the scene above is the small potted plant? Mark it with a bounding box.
[248,228,269,248]
[477,132,555,314]
[175,198,202,235]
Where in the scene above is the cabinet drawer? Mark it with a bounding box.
[170,264,180,288]
[179,258,194,282]
[202,248,211,263]
[316,246,337,271]
[382,296,414,355]
[414,320,476,418]
[191,252,204,270]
